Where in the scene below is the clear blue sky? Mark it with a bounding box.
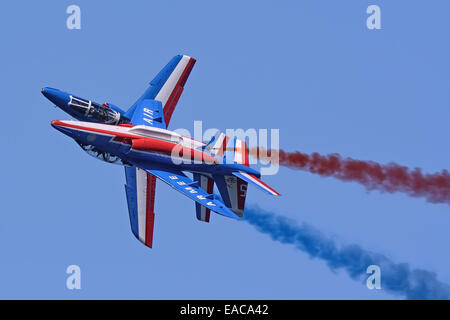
[0,0,449,299]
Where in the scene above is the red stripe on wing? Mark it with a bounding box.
[163,57,196,126]
[249,174,281,196]
[204,178,214,222]
[145,173,156,248]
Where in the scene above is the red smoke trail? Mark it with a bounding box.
[253,148,450,205]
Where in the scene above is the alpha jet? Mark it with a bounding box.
[43,55,280,248]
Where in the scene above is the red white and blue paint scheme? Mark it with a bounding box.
[42,55,280,249]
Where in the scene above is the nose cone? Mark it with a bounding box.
[51,120,67,134]
[41,87,70,108]
[51,120,80,140]
[50,120,62,129]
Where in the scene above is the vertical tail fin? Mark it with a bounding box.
[204,132,229,157]
[234,138,249,167]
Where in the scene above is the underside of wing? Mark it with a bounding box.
[146,167,241,220]
[124,167,157,248]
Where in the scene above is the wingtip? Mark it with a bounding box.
[180,54,196,63]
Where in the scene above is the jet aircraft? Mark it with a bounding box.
[42,55,280,248]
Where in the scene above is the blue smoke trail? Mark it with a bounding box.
[244,207,450,299]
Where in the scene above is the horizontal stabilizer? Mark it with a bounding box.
[213,174,248,217]
[232,171,281,196]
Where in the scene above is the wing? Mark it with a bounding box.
[124,167,157,248]
[125,55,196,127]
[146,168,241,220]
[130,99,165,129]
[121,55,195,248]
[123,99,162,248]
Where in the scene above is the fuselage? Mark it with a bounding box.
[51,120,260,177]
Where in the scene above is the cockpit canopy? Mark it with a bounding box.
[69,96,90,111]
[68,96,122,124]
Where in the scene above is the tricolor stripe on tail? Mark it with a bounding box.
[234,138,249,166]
[204,132,229,157]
